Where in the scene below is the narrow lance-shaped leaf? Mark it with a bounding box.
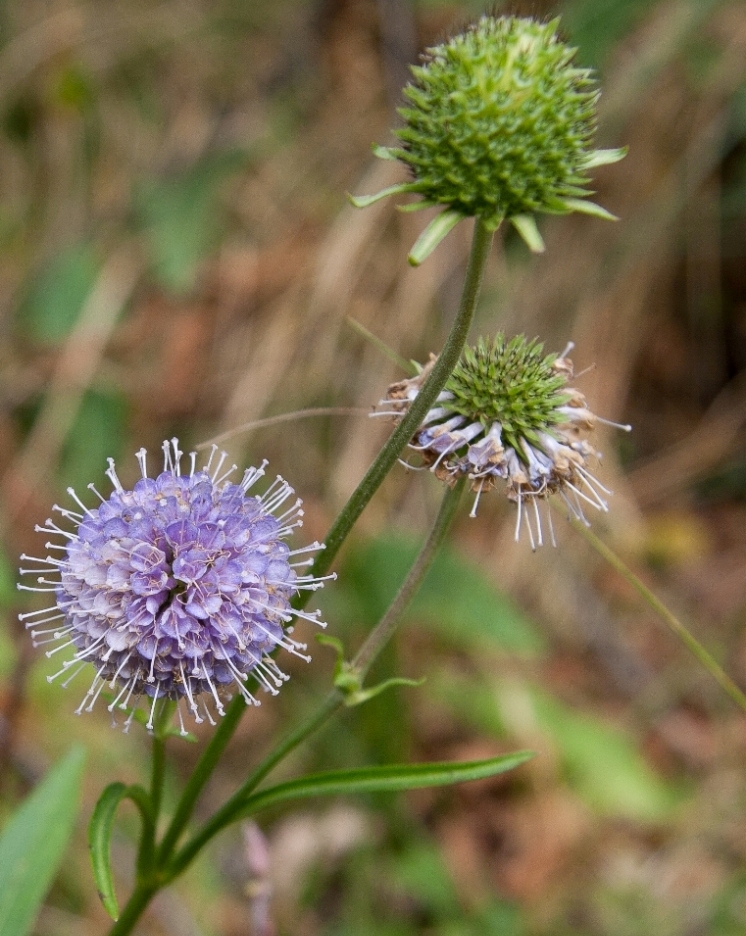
[560,198,618,221]
[235,752,534,819]
[347,183,415,209]
[88,783,151,921]
[408,209,464,266]
[582,147,627,169]
[511,214,546,253]
[0,746,85,936]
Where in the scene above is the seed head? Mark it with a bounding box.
[376,336,631,548]
[19,440,332,733]
[351,16,625,263]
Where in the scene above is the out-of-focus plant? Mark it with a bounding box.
[7,7,746,936]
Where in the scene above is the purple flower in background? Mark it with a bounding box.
[19,440,331,733]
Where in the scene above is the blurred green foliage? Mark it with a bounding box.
[2,0,746,934]
[19,243,100,343]
[327,534,543,656]
[135,150,249,295]
[0,747,85,936]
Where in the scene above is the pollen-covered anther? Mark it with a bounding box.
[376,335,630,549]
[19,440,331,733]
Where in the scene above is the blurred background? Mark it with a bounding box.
[2,0,746,933]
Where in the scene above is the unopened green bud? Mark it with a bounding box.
[351,16,625,263]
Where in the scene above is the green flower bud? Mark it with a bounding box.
[351,16,625,264]
[376,335,631,548]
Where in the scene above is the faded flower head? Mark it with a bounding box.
[19,440,331,733]
[377,335,630,548]
[351,15,625,264]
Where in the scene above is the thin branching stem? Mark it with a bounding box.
[166,480,465,879]
[155,219,494,858]
[108,219,494,936]
[571,518,746,713]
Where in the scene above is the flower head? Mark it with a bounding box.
[377,335,630,548]
[351,15,625,264]
[19,440,332,733]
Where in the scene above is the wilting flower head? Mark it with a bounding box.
[351,15,625,264]
[19,440,331,733]
[377,336,630,548]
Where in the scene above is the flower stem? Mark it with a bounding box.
[135,735,165,877]
[155,694,244,864]
[159,218,494,846]
[165,480,465,879]
[311,219,493,580]
[571,518,746,713]
[108,219,493,935]
[352,477,465,677]
[107,883,157,936]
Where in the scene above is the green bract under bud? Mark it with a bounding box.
[351,16,625,264]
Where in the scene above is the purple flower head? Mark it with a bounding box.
[19,440,332,734]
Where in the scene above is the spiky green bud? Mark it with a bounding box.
[351,16,625,263]
[378,334,632,548]
[446,335,570,454]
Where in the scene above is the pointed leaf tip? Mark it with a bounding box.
[408,209,464,266]
[562,198,619,221]
[511,214,546,253]
[371,144,398,161]
[235,751,536,818]
[583,147,628,169]
[347,183,414,210]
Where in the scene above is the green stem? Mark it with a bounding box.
[107,218,493,936]
[352,478,465,678]
[572,519,746,713]
[108,883,158,936]
[160,217,494,851]
[167,480,465,878]
[312,219,493,580]
[135,735,165,877]
[155,693,244,864]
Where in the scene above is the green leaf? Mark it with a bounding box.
[529,690,681,821]
[434,677,683,821]
[135,150,248,295]
[88,784,128,920]
[347,182,415,209]
[371,143,398,160]
[0,746,85,936]
[583,147,628,168]
[560,197,618,220]
[408,209,464,265]
[88,783,150,920]
[510,214,546,253]
[236,752,534,817]
[19,244,100,343]
[345,676,426,707]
